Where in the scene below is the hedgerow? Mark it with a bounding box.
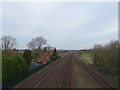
[2,55,28,83]
[93,41,119,76]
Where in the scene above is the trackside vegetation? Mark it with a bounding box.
[2,55,28,83]
[2,50,60,88]
[80,52,93,65]
[50,48,59,60]
[1,35,61,88]
[23,49,32,65]
[80,41,119,79]
[93,41,119,77]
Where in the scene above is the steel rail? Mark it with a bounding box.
[75,56,115,88]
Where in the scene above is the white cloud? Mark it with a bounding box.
[90,28,117,36]
[85,24,118,38]
[2,2,118,49]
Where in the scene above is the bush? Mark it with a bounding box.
[23,49,32,65]
[93,41,119,76]
[52,48,58,56]
[50,48,58,60]
[37,61,43,64]
[50,55,58,60]
[2,55,28,83]
[32,52,39,59]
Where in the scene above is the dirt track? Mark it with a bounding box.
[13,52,118,88]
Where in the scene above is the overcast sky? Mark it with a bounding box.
[2,2,118,50]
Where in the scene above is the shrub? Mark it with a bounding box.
[43,47,47,52]
[23,49,32,65]
[2,55,28,83]
[50,48,58,60]
[50,55,58,60]
[93,41,119,76]
[52,48,58,56]
[37,61,43,64]
[32,52,39,59]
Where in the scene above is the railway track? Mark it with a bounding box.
[12,52,117,88]
[13,58,62,88]
[34,54,73,88]
[59,62,71,88]
[13,53,71,88]
[74,55,116,88]
[33,59,63,88]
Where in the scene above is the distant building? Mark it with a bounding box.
[12,49,25,55]
[36,52,53,63]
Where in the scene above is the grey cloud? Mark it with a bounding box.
[2,2,118,49]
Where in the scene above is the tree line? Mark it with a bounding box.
[1,35,55,51]
[1,35,57,83]
[93,40,119,77]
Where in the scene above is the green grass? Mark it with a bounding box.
[80,53,93,65]
[74,61,98,88]
[58,52,64,56]
[81,53,93,58]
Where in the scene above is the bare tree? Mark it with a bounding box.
[1,35,17,50]
[27,36,47,51]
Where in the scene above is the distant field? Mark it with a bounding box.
[80,52,93,65]
[58,52,64,56]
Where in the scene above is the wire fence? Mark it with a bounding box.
[2,59,56,88]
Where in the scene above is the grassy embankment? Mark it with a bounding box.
[80,52,93,65]
[80,51,118,83]
[58,52,64,57]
